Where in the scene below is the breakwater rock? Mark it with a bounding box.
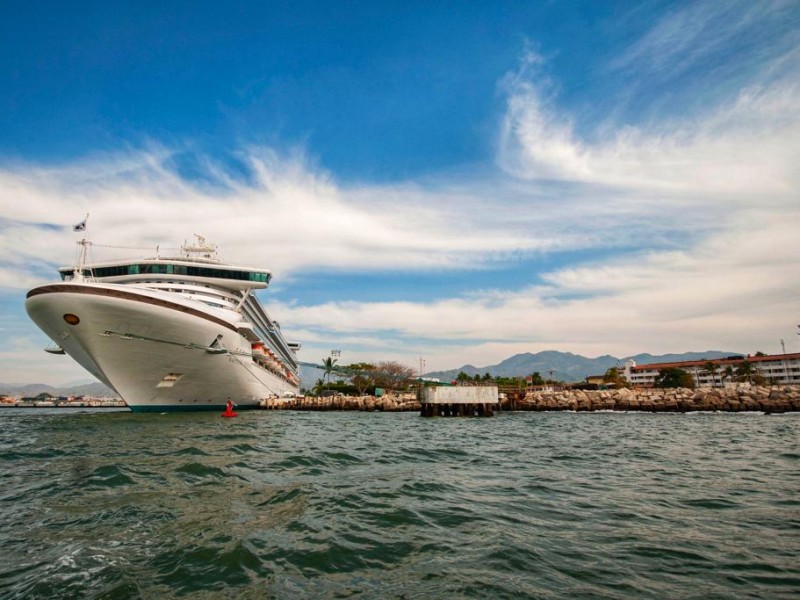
[513,385,800,413]
[258,386,800,413]
[260,394,421,412]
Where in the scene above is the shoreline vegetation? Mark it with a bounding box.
[261,385,800,413]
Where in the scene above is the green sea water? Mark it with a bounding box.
[0,409,798,599]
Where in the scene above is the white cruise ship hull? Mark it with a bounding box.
[26,282,298,412]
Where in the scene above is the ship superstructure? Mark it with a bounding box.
[25,236,300,412]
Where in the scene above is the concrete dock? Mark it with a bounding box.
[419,385,499,417]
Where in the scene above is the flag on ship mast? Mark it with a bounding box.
[73,214,89,232]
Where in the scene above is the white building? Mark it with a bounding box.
[620,353,800,387]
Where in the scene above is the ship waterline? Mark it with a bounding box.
[25,237,300,412]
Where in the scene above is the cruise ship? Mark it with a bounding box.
[25,236,300,412]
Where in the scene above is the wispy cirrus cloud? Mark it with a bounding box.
[610,0,800,81]
[498,52,800,199]
[0,146,556,289]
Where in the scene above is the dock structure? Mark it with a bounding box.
[419,385,499,417]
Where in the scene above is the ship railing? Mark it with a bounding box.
[63,274,98,283]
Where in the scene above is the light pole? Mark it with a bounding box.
[781,339,787,383]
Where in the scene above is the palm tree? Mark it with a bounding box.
[735,361,754,384]
[702,361,719,387]
[723,365,735,385]
[322,356,338,383]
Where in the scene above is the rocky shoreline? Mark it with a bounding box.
[260,394,421,412]
[512,385,800,413]
[259,385,800,413]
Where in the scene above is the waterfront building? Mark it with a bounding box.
[620,353,800,387]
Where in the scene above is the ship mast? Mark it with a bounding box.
[72,239,91,281]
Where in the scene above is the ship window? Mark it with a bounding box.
[249,272,269,283]
[139,266,272,282]
[92,265,125,277]
[63,263,268,282]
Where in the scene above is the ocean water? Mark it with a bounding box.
[0,409,798,599]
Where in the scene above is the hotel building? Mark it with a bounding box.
[620,353,800,388]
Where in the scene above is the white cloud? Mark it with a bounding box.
[0,146,563,291]
[288,203,799,370]
[498,72,800,198]
[2,14,798,381]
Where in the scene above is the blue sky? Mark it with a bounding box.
[1,1,799,383]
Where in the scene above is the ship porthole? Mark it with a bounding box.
[63,314,80,326]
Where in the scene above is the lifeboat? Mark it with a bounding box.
[251,342,268,363]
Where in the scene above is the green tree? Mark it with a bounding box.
[702,361,719,387]
[345,362,375,372]
[345,363,375,395]
[735,361,755,383]
[529,372,545,386]
[350,374,369,395]
[496,376,524,387]
[313,378,325,395]
[322,356,338,383]
[602,367,629,389]
[482,372,493,381]
[456,371,471,383]
[654,367,695,389]
[723,365,735,384]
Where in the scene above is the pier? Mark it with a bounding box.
[419,385,499,417]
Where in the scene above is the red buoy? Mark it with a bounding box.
[221,399,237,418]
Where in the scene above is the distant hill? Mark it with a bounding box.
[299,364,326,389]
[2,350,741,395]
[423,350,737,383]
[0,381,117,398]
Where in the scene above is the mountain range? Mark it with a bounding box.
[422,350,739,383]
[0,381,116,398]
